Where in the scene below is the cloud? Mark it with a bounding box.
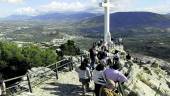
[109,0,137,12]
[14,0,135,15]
[142,1,170,14]
[16,7,37,15]
[14,0,170,16]
[0,0,24,4]
[109,0,170,14]
[144,6,170,14]
[39,1,87,13]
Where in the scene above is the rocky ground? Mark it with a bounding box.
[17,70,94,96]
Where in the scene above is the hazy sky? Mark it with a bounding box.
[0,0,170,17]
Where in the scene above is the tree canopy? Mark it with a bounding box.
[59,40,80,56]
[0,42,58,79]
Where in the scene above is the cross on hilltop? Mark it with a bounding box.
[100,0,112,45]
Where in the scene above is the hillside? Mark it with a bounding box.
[76,12,170,61]
[78,12,170,32]
[32,12,98,22]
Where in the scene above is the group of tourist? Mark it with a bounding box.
[76,40,130,96]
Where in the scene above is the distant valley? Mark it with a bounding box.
[1,11,170,61]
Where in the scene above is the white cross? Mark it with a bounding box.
[100,0,112,45]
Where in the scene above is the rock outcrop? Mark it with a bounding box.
[115,46,170,96]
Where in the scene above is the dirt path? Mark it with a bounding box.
[18,70,94,96]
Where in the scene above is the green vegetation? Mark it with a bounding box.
[59,40,81,56]
[120,28,170,62]
[0,41,57,79]
[74,38,99,50]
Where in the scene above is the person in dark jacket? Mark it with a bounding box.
[89,45,98,69]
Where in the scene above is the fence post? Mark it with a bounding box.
[69,63,71,71]
[81,55,83,64]
[71,57,73,70]
[55,63,59,80]
[69,57,73,71]
[2,81,6,95]
[27,74,32,93]
[118,82,125,96]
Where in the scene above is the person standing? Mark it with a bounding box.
[104,64,128,83]
[76,59,91,93]
[92,64,106,96]
[89,46,98,70]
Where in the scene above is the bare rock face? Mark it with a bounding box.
[133,54,170,75]
[123,60,170,96]
[115,46,170,96]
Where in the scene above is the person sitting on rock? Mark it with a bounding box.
[104,64,128,83]
[99,79,119,96]
[92,64,106,96]
[76,59,91,92]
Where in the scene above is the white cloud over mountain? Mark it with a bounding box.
[15,0,98,15]
[39,1,87,13]
[16,7,37,16]
[14,0,170,16]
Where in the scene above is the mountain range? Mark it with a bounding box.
[4,12,170,27]
[73,12,170,61]
[78,12,170,32]
[4,12,99,22]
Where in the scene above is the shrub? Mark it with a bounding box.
[59,40,80,56]
[0,42,58,80]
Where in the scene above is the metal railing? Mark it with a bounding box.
[2,57,74,96]
[118,82,126,96]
